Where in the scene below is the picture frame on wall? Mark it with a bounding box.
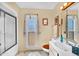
[42,18,48,26]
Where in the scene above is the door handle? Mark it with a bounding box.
[57,53,59,56]
[0,43,1,46]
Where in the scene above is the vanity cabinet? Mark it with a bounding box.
[49,40,76,56]
[49,43,58,56]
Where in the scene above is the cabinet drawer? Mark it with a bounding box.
[49,49,54,56]
[49,47,58,56]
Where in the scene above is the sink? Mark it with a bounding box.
[53,42,72,52]
[49,38,77,56]
[50,39,72,56]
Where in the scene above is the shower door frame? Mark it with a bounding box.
[0,8,17,55]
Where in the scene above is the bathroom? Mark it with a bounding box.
[0,2,79,56]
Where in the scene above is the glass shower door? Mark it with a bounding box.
[0,9,17,55]
[0,11,5,54]
[5,14,16,50]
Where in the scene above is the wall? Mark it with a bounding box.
[52,2,67,38]
[18,8,54,51]
[6,2,55,52]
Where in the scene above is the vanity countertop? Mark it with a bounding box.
[49,39,77,56]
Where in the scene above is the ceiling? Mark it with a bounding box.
[16,2,58,10]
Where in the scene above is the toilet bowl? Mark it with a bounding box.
[42,44,49,53]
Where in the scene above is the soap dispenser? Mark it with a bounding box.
[60,35,64,43]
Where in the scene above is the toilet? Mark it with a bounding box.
[42,44,49,53]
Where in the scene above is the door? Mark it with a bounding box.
[0,11,5,54]
[5,14,16,50]
[0,9,17,55]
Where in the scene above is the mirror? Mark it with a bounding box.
[66,3,79,43]
[66,15,75,42]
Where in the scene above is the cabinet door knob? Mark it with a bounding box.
[57,53,59,56]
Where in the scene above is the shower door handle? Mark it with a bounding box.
[0,43,1,46]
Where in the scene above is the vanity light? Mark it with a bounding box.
[60,6,63,10]
[64,3,68,6]
[60,2,75,10]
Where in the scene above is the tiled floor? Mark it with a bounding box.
[17,50,49,56]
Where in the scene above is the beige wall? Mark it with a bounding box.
[6,2,55,52]
[52,2,67,38]
[19,9,54,51]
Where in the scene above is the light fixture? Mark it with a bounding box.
[60,6,63,10]
[64,3,67,6]
[60,2,75,10]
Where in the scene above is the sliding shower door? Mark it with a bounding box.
[5,14,16,50]
[0,10,5,54]
[0,9,17,55]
